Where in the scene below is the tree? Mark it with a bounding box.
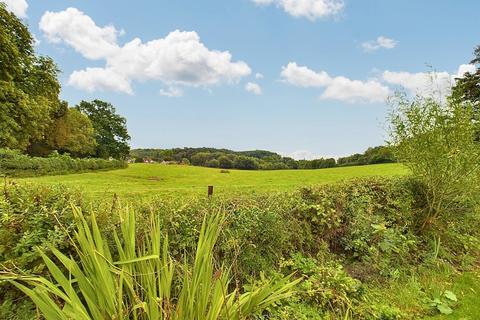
[191,152,213,166]
[46,107,96,157]
[452,45,480,139]
[76,100,130,159]
[233,156,259,170]
[282,157,298,169]
[0,5,61,151]
[205,159,220,168]
[389,93,480,230]
[218,155,233,169]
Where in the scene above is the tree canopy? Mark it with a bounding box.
[0,5,129,159]
[452,44,480,140]
[0,4,61,150]
[46,106,97,157]
[77,100,131,159]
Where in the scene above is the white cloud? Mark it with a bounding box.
[40,8,251,94]
[281,62,390,103]
[457,63,477,76]
[280,62,331,87]
[321,77,390,103]
[245,82,262,95]
[68,68,133,94]
[160,86,183,97]
[281,62,477,103]
[252,0,275,4]
[40,8,120,60]
[255,72,264,79]
[362,36,397,52]
[286,150,317,160]
[382,64,476,97]
[252,0,344,20]
[2,0,28,18]
[279,150,333,160]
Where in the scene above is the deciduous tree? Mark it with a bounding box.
[0,4,61,151]
[76,100,130,159]
[46,107,96,157]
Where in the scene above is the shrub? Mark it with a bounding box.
[0,182,86,318]
[280,253,363,314]
[295,178,419,278]
[389,95,480,230]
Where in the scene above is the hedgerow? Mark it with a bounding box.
[0,148,127,177]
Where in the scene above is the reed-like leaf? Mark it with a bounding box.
[1,205,298,320]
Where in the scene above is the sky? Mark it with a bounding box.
[3,0,479,159]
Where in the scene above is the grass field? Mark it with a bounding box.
[17,163,407,199]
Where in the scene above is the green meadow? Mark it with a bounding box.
[19,163,408,199]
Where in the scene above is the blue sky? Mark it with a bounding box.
[4,0,479,158]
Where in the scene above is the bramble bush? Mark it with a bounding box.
[0,148,127,177]
[294,178,419,279]
[0,183,84,319]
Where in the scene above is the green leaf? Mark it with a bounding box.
[113,254,159,265]
[444,290,457,302]
[437,304,453,315]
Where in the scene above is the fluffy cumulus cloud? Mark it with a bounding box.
[39,8,251,94]
[281,62,390,103]
[362,36,397,52]
[382,64,477,97]
[280,62,477,104]
[321,77,390,103]
[255,72,264,79]
[252,0,344,20]
[69,68,133,94]
[2,0,28,18]
[245,82,262,95]
[40,8,120,60]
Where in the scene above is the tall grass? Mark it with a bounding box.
[1,206,299,319]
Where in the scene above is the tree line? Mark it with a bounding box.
[0,4,130,160]
[130,145,395,170]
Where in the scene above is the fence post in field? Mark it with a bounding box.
[208,185,214,197]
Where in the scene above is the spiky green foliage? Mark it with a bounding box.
[1,205,298,320]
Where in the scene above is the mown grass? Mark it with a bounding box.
[17,163,407,199]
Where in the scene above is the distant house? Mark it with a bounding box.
[143,157,155,163]
[161,160,177,165]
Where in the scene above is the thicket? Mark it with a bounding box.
[1,177,478,319]
[0,149,127,177]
